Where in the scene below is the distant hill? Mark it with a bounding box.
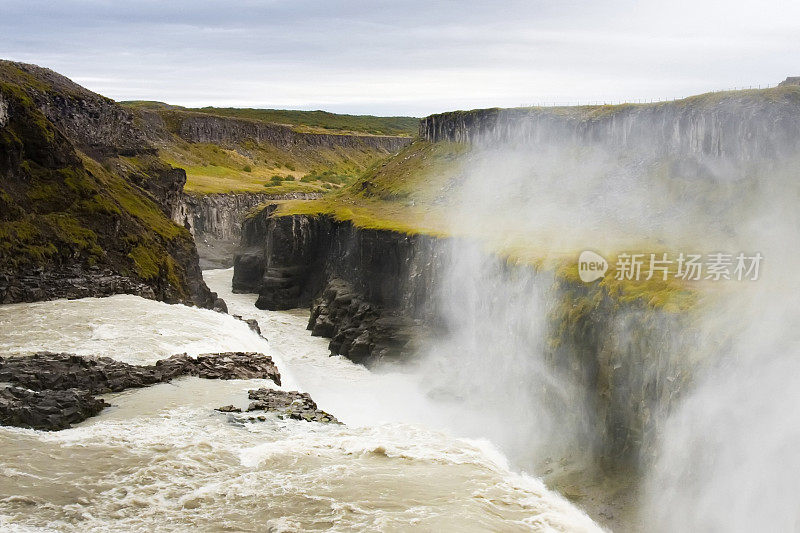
[122,101,419,137]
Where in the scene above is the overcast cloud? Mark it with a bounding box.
[1,0,798,116]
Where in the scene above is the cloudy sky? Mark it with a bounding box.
[2,0,799,116]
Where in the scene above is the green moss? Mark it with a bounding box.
[0,82,57,149]
[79,194,122,216]
[81,155,183,240]
[44,213,103,258]
[0,218,57,266]
[0,64,51,93]
[25,182,63,203]
[555,260,696,312]
[128,244,161,280]
[127,241,184,291]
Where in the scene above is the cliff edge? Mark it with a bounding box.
[0,61,216,307]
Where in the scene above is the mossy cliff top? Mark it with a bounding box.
[123,101,418,137]
[0,61,212,306]
[269,84,800,311]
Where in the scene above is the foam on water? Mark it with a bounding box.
[0,269,602,532]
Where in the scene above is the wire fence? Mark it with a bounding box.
[518,84,778,108]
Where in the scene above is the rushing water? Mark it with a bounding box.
[0,269,601,532]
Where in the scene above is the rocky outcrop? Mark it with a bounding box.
[420,86,800,164]
[0,265,158,304]
[3,62,151,158]
[779,76,800,87]
[0,387,106,431]
[0,352,281,393]
[308,279,428,364]
[233,315,263,337]
[233,209,441,364]
[173,192,322,269]
[0,351,281,430]
[234,210,441,314]
[0,60,215,308]
[219,388,340,424]
[0,92,8,128]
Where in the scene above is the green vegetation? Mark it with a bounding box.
[120,100,415,195]
[272,140,464,234]
[0,75,194,298]
[122,101,419,137]
[158,137,387,195]
[272,139,700,310]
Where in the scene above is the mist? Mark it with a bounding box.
[405,104,800,530]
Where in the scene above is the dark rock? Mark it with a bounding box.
[232,248,267,293]
[232,210,442,356]
[173,192,323,270]
[191,352,280,384]
[308,279,427,365]
[232,315,263,337]
[0,352,163,393]
[215,404,242,413]
[237,388,340,424]
[213,296,228,313]
[244,319,261,336]
[0,351,281,430]
[0,266,158,305]
[0,387,108,431]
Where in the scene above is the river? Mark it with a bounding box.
[0,269,601,532]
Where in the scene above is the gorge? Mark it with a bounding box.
[2,59,799,532]
[231,80,800,531]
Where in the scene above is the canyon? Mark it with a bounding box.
[3,59,800,531]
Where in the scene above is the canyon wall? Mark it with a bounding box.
[232,209,692,473]
[173,192,323,269]
[176,113,412,152]
[0,61,217,308]
[233,210,442,314]
[420,86,800,164]
[134,106,412,154]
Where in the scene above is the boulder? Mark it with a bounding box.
[238,388,339,424]
[0,387,107,431]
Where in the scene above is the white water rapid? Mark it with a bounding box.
[0,268,602,532]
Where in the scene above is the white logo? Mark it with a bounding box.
[578,251,608,282]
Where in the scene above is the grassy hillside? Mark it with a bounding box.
[272,140,462,233]
[123,101,418,137]
[122,102,414,194]
[156,137,395,195]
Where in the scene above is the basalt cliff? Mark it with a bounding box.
[0,61,218,307]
